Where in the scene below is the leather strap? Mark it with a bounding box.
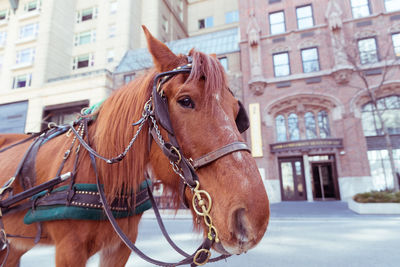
[192,141,251,169]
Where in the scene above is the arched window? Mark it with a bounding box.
[304,112,317,139]
[361,95,400,136]
[288,113,300,140]
[275,115,287,142]
[318,110,331,138]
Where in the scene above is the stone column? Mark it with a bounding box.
[247,9,267,95]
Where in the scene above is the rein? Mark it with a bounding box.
[0,59,251,266]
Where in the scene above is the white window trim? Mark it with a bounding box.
[12,73,32,89]
[74,29,96,46]
[0,9,10,25]
[76,7,98,23]
[72,53,95,70]
[17,23,39,44]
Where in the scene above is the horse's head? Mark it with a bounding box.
[143,26,269,255]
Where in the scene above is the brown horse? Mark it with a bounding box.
[0,27,269,266]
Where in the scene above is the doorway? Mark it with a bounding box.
[278,157,307,201]
[311,160,339,200]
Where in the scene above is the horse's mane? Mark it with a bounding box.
[90,49,227,203]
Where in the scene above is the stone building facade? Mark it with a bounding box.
[239,0,400,202]
[0,0,188,133]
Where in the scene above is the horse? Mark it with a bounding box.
[0,26,269,266]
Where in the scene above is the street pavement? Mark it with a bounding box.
[20,201,400,266]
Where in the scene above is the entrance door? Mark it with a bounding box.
[311,162,338,200]
[279,158,307,201]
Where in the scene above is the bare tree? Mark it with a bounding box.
[341,35,400,192]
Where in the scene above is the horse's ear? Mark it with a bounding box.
[142,25,180,72]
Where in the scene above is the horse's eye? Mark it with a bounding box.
[178,97,195,109]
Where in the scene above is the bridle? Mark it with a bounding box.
[0,57,252,266]
[75,58,252,266]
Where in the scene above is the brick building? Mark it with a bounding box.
[239,0,400,202]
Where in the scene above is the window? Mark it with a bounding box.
[318,110,331,138]
[367,149,400,190]
[351,0,370,18]
[269,11,285,35]
[305,112,317,139]
[76,7,98,23]
[288,113,300,141]
[0,9,9,22]
[16,48,35,65]
[0,54,3,70]
[74,30,96,46]
[225,10,239,24]
[178,0,184,21]
[296,5,314,30]
[24,0,40,12]
[275,115,287,142]
[162,16,168,33]
[362,95,400,190]
[110,1,117,14]
[358,38,378,64]
[42,101,89,130]
[301,47,320,73]
[198,16,213,29]
[108,24,116,38]
[275,110,331,141]
[392,33,400,57]
[12,73,32,89]
[219,57,228,71]
[385,0,400,12]
[19,23,39,40]
[0,31,6,46]
[107,49,114,63]
[361,95,400,136]
[72,54,94,69]
[273,52,290,77]
[124,73,135,84]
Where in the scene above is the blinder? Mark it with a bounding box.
[152,65,250,135]
[236,101,250,133]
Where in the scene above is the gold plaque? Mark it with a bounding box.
[249,103,263,157]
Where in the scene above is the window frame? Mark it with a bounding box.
[198,16,213,29]
[225,10,239,24]
[269,10,286,35]
[0,31,7,46]
[218,57,228,71]
[273,52,290,77]
[301,47,320,73]
[350,0,371,18]
[76,7,98,23]
[72,53,94,70]
[357,37,379,64]
[296,4,314,30]
[384,0,400,12]
[16,47,36,65]
[24,0,41,13]
[12,73,32,89]
[19,22,39,40]
[74,30,96,46]
[392,33,400,58]
[0,9,9,22]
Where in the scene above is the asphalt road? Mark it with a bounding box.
[19,202,400,266]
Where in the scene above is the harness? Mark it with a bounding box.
[0,58,251,266]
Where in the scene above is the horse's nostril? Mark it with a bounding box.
[233,208,249,244]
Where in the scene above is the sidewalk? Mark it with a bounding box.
[142,201,400,220]
[270,201,400,220]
